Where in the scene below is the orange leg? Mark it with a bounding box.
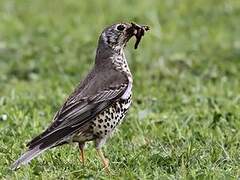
[96,149,110,173]
[78,143,85,165]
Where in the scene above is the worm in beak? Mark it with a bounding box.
[131,22,150,49]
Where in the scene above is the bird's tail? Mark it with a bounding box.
[10,145,49,170]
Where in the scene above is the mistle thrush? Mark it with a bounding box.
[11,22,149,171]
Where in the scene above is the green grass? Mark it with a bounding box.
[0,0,240,179]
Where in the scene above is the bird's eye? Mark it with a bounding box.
[116,24,125,31]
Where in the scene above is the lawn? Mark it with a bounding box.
[0,0,240,179]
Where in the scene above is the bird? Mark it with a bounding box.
[11,22,149,171]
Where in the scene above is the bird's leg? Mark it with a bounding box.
[96,149,110,172]
[78,143,85,165]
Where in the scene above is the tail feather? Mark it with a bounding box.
[11,145,49,170]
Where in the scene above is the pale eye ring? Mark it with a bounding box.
[116,24,125,31]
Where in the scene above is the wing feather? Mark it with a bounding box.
[27,83,128,149]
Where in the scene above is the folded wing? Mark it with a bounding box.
[26,67,128,150]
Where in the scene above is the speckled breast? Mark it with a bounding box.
[92,95,132,138]
[72,95,132,143]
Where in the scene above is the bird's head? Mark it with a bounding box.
[99,22,149,53]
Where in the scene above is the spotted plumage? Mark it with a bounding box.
[74,94,132,143]
[11,22,149,171]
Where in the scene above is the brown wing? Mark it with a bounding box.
[27,67,128,149]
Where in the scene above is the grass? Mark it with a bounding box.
[0,0,240,179]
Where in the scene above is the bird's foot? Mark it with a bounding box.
[103,158,110,173]
[96,149,110,173]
